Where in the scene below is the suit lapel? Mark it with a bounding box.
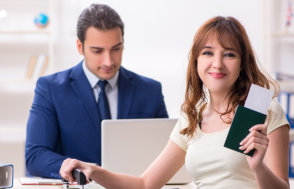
[69,62,100,126]
[117,67,135,119]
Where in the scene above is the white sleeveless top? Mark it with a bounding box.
[170,100,289,189]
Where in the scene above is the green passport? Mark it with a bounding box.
[224,105,266,156]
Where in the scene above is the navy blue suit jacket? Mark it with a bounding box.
[25,62,168,178]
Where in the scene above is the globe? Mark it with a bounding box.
[34,13,49,28]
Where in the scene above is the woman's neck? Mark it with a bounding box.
[200,95,233,132]
[208,93,230,113]
[201,94,234,126]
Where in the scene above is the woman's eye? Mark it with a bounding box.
[202,51,213,55]
[224,53,236,57]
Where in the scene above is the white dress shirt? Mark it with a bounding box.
[82,61,118,119]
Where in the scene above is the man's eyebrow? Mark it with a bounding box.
[89,42,123,50]
[89,46,103,50]
[112,42,123,48]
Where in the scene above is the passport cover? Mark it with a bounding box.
[224,105,266,156]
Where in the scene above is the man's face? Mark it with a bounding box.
[77,26,124,80]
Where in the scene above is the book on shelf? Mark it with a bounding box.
[275,72,294,81]
[38,55,49,77]
[26,55,49,80]
[279,91,294,128]
[278,86,294,178]
[290,141,294,178]
[25,55,38,79]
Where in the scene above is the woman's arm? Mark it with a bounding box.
[256,124,290,189]
[241,124,290,189]
[60,139,186,189]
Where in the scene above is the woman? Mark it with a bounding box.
[60,16,290,189]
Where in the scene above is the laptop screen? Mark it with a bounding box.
[101,118,192,184]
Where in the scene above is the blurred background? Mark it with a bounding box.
[0,0,293,178]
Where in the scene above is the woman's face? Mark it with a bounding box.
[197,35,241,96]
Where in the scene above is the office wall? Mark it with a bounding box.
[0,0,265,177]
[53,0,264,118]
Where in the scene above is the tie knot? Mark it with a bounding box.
[97,80,108,90]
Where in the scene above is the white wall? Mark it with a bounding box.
[53,0,264,118]
[0,0,266,177]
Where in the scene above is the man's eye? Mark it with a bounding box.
[93,50,102,54]
[112,48,121,51]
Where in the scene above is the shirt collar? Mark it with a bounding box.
[82,61,119,89]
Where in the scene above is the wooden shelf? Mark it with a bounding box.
[0,127,25,142]
[0,29,51,35]
[265,33,294,43]
[278,80,294,93]
[0,79,36,93]
[270,32,294,38]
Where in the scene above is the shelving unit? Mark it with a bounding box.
[0,0,54,126]
[264,0,294,178]
[264,0,294,125]
[0,0,54,177]
[263,0,294,76]
[0,0,54,79]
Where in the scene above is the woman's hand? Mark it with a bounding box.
[239,124,269,171]
[59,158,95,183]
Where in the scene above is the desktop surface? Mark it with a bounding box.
[12,178,294,188]
[13,178,195,189]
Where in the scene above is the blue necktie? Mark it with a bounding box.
[97,80,111,120]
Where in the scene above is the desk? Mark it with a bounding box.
[12,178,294,188]
[12,179,194,189]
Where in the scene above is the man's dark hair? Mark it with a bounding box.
[77,4,124,44]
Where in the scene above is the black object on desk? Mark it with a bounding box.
[0,163,13,188]
[62,169,87,189]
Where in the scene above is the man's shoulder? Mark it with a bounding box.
[37,63,81,86]
[120,67,161,86]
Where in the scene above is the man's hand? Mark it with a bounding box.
[60,158,93,183]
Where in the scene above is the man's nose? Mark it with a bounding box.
[103,52,113,66]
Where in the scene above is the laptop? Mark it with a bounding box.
[101,118,192,184]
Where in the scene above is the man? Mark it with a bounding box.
[25,4,168,178]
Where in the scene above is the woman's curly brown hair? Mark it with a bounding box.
[180,16,279,139]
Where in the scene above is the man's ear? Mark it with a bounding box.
[77,39,84,55]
